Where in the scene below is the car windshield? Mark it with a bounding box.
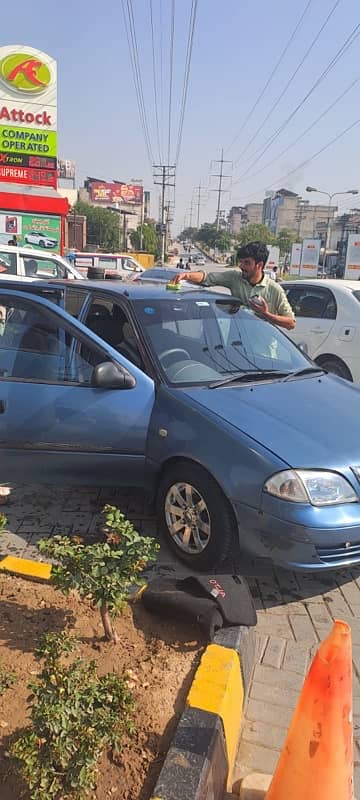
[352,290,360,303]
[134,297,310,386]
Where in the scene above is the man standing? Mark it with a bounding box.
[174,241,295,330]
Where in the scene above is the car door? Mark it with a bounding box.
[0,288,155,486]
[284,284,337,357]
[0,248,18,278]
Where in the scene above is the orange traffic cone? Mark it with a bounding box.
[265,619,353,800]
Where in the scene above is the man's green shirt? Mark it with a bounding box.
[202,270,295,319]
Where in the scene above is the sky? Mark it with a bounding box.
[2,0,360,233]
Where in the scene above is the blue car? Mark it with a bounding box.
[1,279,360,572]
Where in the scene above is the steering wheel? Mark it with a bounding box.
[159,348,191,368]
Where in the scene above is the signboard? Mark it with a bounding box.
[0,125,57,156]
[0,211,61,252]
[299,238,321,277]
[266,245,280,270]
[0,45,57,188]
[0,151,56,169]
[58,159,75,179]
[0,165,57,187]
[289,243,302,276]
[344,234,360,280]
[89,181,143,205]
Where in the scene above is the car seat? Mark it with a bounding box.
[24,259,38,277]
[298,295,324,317]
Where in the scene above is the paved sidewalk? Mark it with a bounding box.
[1,484,360,793]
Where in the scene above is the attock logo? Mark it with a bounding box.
[0,53,51,94]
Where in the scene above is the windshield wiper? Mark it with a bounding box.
[209,370,290,389]
[281,366,325,382]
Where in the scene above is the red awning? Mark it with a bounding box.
[0,189,70,216]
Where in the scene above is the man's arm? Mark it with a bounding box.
[173,269,236,289]
[249,285,295,330]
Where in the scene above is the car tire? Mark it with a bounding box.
[157,461,235,571]
[317,356,352,382]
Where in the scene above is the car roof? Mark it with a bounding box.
[283,279,360,291]
[0,243,64,260]
[0,276,226,301]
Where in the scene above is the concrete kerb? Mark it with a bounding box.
[0,557,257,800]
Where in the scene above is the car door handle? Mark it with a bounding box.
[0,400,6,414]
[310,327,326,334]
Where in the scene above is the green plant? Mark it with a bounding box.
[38,505,159,642]
[0,662,16,695]
[0,513,7,530]
[11,632,135,800]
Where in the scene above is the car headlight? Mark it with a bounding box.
[264,470,358,506]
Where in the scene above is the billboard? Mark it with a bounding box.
[299,238,321,277]
[344,234,360,280]
[89,181,143,205]
[266,245,280,270]
[0,45,57,188]
[0,151,56,169]
[289,243,302,276]
[58,159,75,179]
[0,211,61,251]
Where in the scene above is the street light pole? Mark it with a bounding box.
[306,186,358,267]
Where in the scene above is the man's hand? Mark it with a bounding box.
[249,297,269,317]
[173,271,205,285]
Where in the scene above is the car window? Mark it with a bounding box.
[0,297,106,385]
[20,256,70,280]
[0,250,17,275]
[64,288,90,318]
[352,291,360,303]
[286,286,336,319]
[84,297,145,370]
[98,257,117,269]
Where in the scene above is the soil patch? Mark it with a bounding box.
[0,573,203,800]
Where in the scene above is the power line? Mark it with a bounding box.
[175,0,199,166]
[159,0,164,156]
[149,0,162,162]
[233,19,360,182]
[233,0,342,167]
[122,0,154,166]
[226,0,313,154]
[233,76,360,187]
[269,117,360,188]
[167,0,176,166]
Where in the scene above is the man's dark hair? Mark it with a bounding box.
[237,241,269,267]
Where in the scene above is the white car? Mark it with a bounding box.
[24,231,58,249]
[194,256,206,266]
[283,279,360,382]
[0,243,84,282]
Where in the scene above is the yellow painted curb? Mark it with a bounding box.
[187,642,244,789]
[0,555,52,581]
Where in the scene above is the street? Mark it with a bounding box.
[2,482,360,796]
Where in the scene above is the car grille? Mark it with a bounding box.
[317,541,360,564]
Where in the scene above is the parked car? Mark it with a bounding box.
[133,267,192,285]
[2,279,360,573]
[71,252,144,280]
[24,231,58,249]
[283,279,360,382]
[0,244,84,282]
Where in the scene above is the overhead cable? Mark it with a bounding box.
[122,0,155,166]
[175,0,199,166]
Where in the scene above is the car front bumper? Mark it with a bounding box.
[233,496,360,571]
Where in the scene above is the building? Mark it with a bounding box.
[228,203,262,234]
[262,188,337,238]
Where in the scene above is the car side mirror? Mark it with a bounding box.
[91,361,136,389]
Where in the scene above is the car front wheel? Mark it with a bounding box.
[157,462,235,571]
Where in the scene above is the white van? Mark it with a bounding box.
[0,244,84,282]
[71,252,144,279]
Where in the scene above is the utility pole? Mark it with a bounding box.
[211,148,232,230]
[153,164,176,262]
[195,183,207,229]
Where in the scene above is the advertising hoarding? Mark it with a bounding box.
[289,243,302,276]
[344,234,360,280]
[0,164,57,188]
[0,211,61,252]
[266,245,280,270]
[58,159,75,179]
[0,45,57,188]
[0,151,56,169]
[299,239,321,277]
[89,181,143,205]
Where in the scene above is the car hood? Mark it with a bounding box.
[182,375,360,468]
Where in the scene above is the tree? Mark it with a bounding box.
[129,221,158,254]
[276,228,297,256]
[197,223,218,249]
[38,505,159,643]
[237,223,275,247]
[72,201,121,251]
[179,227,197,242]
[214,231,232,252]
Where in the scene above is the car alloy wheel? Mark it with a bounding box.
[164,481,211,554]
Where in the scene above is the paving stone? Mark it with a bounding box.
[305,601,333,629]
[249,681,299,710]
[241,719,287,751]
[261,637,286,669]
[255,612,294,641]
[282,641,310,676]
[235,740,280,778]
[253,664,304,692]
[288,611,318,644]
